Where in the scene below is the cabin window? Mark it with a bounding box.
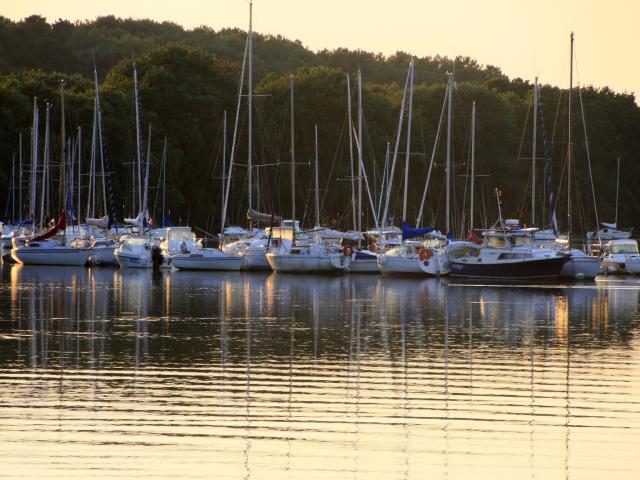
[611,244,639,255]
[513,236,533,247]
[486,236,507,248]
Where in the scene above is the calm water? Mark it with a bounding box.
[0,264,639,479]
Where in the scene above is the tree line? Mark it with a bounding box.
[1,15,638,235]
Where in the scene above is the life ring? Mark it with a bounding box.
[419,248,431,261]
[343,246,353,257]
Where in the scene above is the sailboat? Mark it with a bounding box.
[114,63,164,269]
[587,157,632,241]
[378,62,449,276]
[266,106,350,273]
[12,85,92,266]
[534,34,600,279]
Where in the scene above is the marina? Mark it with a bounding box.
[0,263,639,478]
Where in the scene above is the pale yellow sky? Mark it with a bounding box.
[4,0,638,95]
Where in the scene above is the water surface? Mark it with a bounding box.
[0,264,639,479]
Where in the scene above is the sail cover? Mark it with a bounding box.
[401,222,434,241]
[247,208,282,225]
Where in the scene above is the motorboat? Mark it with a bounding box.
[447,227,569,280]
[600,239,640,274]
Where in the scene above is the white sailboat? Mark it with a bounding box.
[378,62,449,276]
[266,112,350,273]
[12,85,92,266]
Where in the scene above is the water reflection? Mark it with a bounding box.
[0,263,639,479]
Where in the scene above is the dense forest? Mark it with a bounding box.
[1,14,639,237]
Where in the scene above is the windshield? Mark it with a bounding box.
[485,236,507,248]
[125,237,148,246]
[169,230,195,241]
[611,244,639,254]
[513,236,533,247]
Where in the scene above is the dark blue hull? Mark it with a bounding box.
[449,256,567,279]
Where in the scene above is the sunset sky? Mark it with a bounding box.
[5,0,637,96]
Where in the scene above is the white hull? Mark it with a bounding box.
[378,253,446,276]
[601,257,640,275]
[172,251,243,271]
[266,252,350,273]
[349,256,380,273]
[89,247,118,266]
[11,247,91,266]
[114,250,153,268]
[560,256,600,278]
[240,248,271,270]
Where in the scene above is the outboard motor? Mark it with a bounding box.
[151,245,164,270]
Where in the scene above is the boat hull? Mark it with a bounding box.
[11,247,91,266]
[349,251,380,273]
[266,252,350,273]
[114,250,153,268]
[240,248,271,270]
[88,247,118,266]
[449,256,567,279]
[172,253,243,271]
[560,256,600,278]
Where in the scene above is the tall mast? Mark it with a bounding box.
[162,136,167,224]
[446,72,454,234]
[88,102,97,219]
[94,61,108,218]
[30,99,39,224]
[532,76,538,226]
[470,101,476,231]
[133,60,143,214]
[615,156,620,226]
[247,0,253,217]
[221,111,227,233]
[346,74,357,230]
[314,124,320,228]
[18,133,22,222]
[290,75,296,241]
[11,155,15,222]
[567,32,574,246]
[77,126,81,224]
[357,70,363,232]
[40,103,50,231]
[59,81,66,215]
[143,124,152,223]
[402,59,414,223]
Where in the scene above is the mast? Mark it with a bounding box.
[314,125,320,228]
[30,98,39,225]
[290,75,296,242]
[94,61,108,219]
[59,81,66,215]
[40,103,50,231]
[220,112,227,233]
[402,59,414,223]
[247,0,253,220]
[615,156,620,226]
[18,133,22,222]
[143,124,152,223]
[357,70,363,232]
[446,72,454,234]
[470,101,476,231]
[11,155,15,222]
[346,74,357,230]
[532,76,538,226]
[162,136,167,224]
[133,60,143,215]
[77,126,81,224]
[567,32,574,246]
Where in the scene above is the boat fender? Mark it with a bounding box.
[419,248,431,261]
[151,246,163,269]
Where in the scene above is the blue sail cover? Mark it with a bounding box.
[402,222,434,241]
